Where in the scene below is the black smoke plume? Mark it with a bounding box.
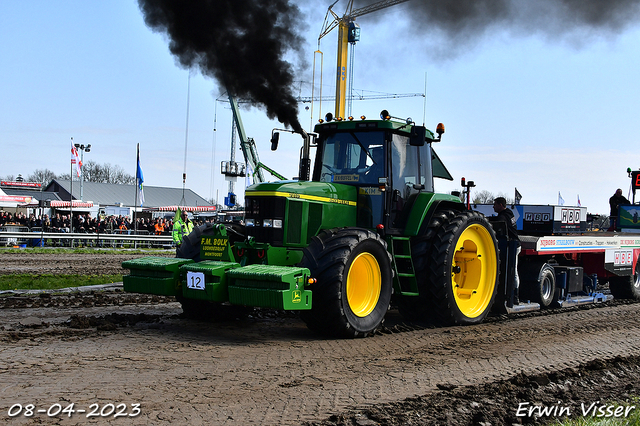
[354,0,640,50]
[138,0,306,132]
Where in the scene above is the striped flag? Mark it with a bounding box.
[71,143,82,177]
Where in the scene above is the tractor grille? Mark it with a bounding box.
[245,196,285,245]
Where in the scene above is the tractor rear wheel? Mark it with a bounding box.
[427,211,499,325]
[300,228,393,338]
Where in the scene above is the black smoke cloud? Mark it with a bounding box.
[138,0,306,132]
[354,0,640,45]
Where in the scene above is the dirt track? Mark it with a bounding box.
[1,251,640,425]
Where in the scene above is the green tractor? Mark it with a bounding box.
[123,112,499,337]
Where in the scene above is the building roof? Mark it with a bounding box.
[44,179,212,208]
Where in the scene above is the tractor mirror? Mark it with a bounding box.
[409,126,426,146]
[271,132,280,151]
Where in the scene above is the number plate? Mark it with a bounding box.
[186,271,206,290]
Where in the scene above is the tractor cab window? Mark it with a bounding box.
[314,130,386,228]
[316,131,385,185]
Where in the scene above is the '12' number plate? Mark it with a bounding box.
[186,271,205,290]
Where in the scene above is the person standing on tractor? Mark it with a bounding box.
[493,197,521,303]
[608,188,629,231]
[172,210,194,247]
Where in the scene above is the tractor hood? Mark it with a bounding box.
[244,181,358,247]
[247,180,358,207]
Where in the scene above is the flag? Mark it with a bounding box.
[71,143,82,177]
[514,188,522,205]
[558,191,565,206]
[174,206,182,223]
[136,145,145,206]
[246,163,253,187]
[577,194,581,207]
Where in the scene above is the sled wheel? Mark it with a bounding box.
[609,260,640,300]
[300,228,393,338]
[428,211,499,325]
[520,262,557,308]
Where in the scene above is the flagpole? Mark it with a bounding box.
[70,137,74,236]
[134,143,139,238]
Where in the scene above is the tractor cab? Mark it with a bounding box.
[312,114,452,231]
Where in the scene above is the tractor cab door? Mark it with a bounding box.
[388,133,434,230]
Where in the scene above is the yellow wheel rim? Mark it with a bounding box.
[346,252,382,317]
[451,224,498,318]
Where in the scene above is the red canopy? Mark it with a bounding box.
[50,200,94,208]
[145,205,217,212]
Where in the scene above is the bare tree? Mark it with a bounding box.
[27,169,57,186]
[80,162,135,184]
[471,190,515,205]
[0,174,15,182]
[472,190,495,204]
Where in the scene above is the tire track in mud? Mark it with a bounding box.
[1,298,640,425]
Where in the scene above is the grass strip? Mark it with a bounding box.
[1,248,169,255]
[0,274,123,292]
[553,397,640,425]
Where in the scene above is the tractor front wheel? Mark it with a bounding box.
[300,228,393,338]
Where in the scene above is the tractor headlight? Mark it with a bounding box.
[245,218,255,227]
[262,219,283,228]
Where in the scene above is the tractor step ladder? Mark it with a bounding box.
[389,236,419,296]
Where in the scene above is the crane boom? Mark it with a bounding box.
[225,95,286,184]
[228,95,265,183]
[350,0,410,19]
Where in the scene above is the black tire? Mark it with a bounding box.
[519,262,557,308]
[609,263,640,300]
[427,211,499,325]
[299,228,393,338]
[394,209,457,323]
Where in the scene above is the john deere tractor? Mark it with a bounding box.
[123,111,499,338]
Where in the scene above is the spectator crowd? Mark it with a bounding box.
[0,211,212,234]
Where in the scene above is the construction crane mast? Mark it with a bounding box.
[318,0,411,119]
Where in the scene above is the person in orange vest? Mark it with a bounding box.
[154,219,164,235]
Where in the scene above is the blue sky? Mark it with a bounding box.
[1,1,639,215]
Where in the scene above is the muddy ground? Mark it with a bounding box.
[1,251,640,425]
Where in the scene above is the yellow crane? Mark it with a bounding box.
[318,0,411,119]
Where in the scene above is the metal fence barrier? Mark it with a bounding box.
[0,229,174,249]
